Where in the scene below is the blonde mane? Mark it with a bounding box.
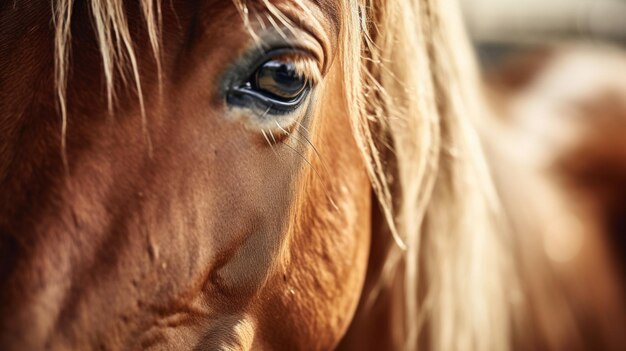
[53,0,517,349]
[342,1,513,349]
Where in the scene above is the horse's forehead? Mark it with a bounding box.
[0,1,54,97]
[196,0,340,33]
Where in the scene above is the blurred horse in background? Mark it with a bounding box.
[483,45,626,350]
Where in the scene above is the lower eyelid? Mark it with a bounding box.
[227,85,311,115]
[224,94,311,134]
[224,82,316,135]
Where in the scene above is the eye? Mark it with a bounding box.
[254,60,307,101]
[225,51,313,115]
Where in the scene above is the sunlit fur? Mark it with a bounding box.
[338,1,512,350]
[49,0,530,350]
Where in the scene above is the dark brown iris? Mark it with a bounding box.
[254,60,307,100]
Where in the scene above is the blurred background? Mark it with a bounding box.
[462,0,626,63]
[460,1,626,347]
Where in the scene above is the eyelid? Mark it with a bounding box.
[250,6,333,74]
[229,84,310,111]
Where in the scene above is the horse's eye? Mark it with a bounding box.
[224,51,314,116]
[254,60,307,101]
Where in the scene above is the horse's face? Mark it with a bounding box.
[0,1,372,349]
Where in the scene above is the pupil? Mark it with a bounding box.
[274,64,298,89]
[255,60,306,100]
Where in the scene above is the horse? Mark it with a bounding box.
[482,44,626,350]
[0,0,619,350]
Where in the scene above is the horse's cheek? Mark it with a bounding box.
[254,64,372,349]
